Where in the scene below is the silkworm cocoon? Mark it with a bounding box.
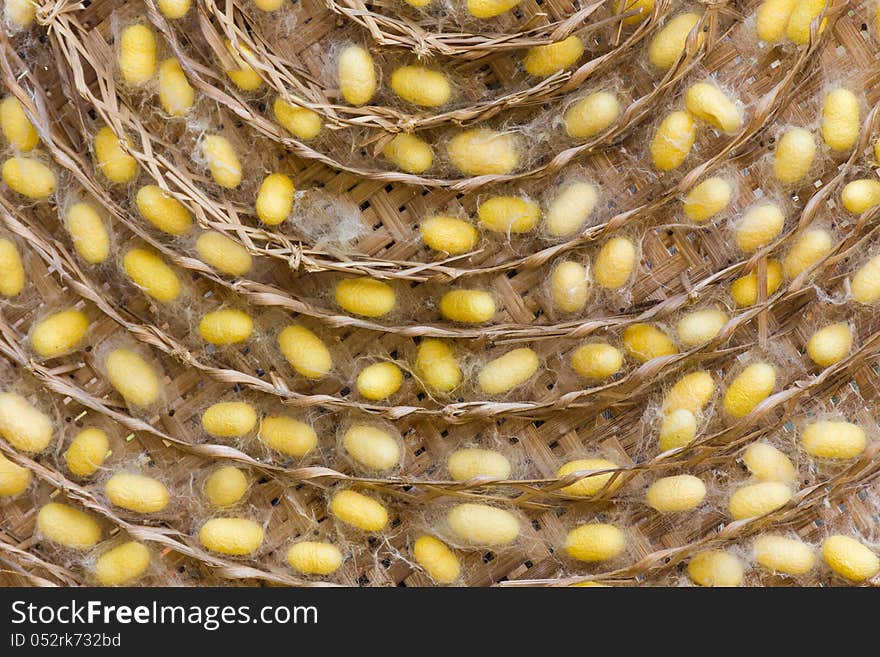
[1,96,38,151]
[659,409,698,451]
[806,323,851,368]
[199,518,264,555]
[820,89,860,152]
[841,179,880,214]
[743,442,796,482]
[622,323,678,363]
[255,172,295,226]
[662,370,715,414]
[676,308,728,347]
[122,248,181,303]
[801,420,866,459]
[557,458,623,497]
[478,196,540,233]
[330,489,388,532]
[4,0,35,27]
[413,535,460,584]
[390,66,451,107]
[95,541,151,585]
[773,128,816,184]
[783,229,832,278]
[447,129,519,176]
[0,238,24,296]
[851,255,880,304]
[198,309,254,345]
[736,204,785,253]
[259,415,318,457]
[650,111,696,171]
[201,135,241,189]
[64,428,109,477]
[728,481,792,520]
[570,342,624,380]
[467,0,521,18]
[448,448,511,481]
[94,126,137,184]
[0,452,30,496]
[821,535,880,582]
[594,236,636,289]
[65,203,110,264]
[343,424,400,470]
[616,0,654,24]
[105,472,170,513]
[2,156,55,199]
[225,42,263,91]
[404,0,431,6]
[157,0,191,18]
[0,392,53,453]
[36,503,101,549]
[564,92,621,140]
[684,83,743,132]
[158,58,194,116]
[337,46,376,106]
[356,362,403,401]
[135,185,192,235]
[723,362,776,418]
[648,13,702,69]
[273,97,322,140]
[786,0,828,44]
[754,535,814,575]
[646,474,706,511]
[30,309,90,358]
[439,289,496,323]
[683,177,733,223]
[278,325,332,379]
[415,339,461,392]
[254,0,283,10]
[730,260,783,307]
[201,401,257,438]
[447,503,519,546]
[118,25,156,86]
[287,542,343,575]
[551,261,590,313]
[564,524,626,562]
[419,215,478,254]
[382,133,433,174]
[204,466,249,507]
[687,550,743,587]
[335,278,396,317]
[756,0,798,42]
[546,182,598,237]
[195,232,252,277]
[523,36,584,77]
[477,348,539,394]
[105,349,161,408]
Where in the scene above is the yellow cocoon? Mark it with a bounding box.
[118,24,156,86]
[648,13,702,70]
[287,542,343,575]
[256,173,295,226]
[337,45,376,106]
[199,518,264,555]
[730,260,783,307]
[467,0,521,18]
[557,458,623,497]
[523,36,584,77]
[564,524,626,562]
[65,428,110,478]
[806,323,851,368]
[786,0,828,45]
[343,424,400,471]
[225,42,263,91]
[30,309,89,359]
[447,503,519,546]
[662,370,715,414]
[564,92,621,140]
[205,466,249,507]
[570,342,624,380]
[201,135,242,189]
[743,442,796,482]
[415,339,461,392]
[756,0,798,42]
[687,550,743,587]
[684,82,743,132]
[551,260,590,313]
[413,535,460,584]
[95,541,151,586]
[820,88,860,152]
[594,236,636,290]
[254,0,284,10]
[273,98,322,141]
[736,203,785,253]
[201,401,257,438]
[0,452,31,496]
[851,255,880,304]
[356,359,403,401]
[477,348,539,394]
[683,177,733,223]
[105,348,161,408]
[382,133,433,174]
[728,481,792,520]
[841,179,880,214]
[0,392,53,453]
[158,0,191,19]
[1,96,39,151]
[773,128,816,184]
[783,229,832,279]
[754,535,815,575]
[0,238,25,296]
[198,308,254,345]
[335,278,396,317]
[330,489,388,532]
[37,503,101,549]
[439,289,496,323]
[650,111,696,171]
[622,323,678,363]
[105,472,170,514]
[659,408,698,451]
[4,0,36,27]
[546,182,598,237]
[278,324,332,379]
[390,66,451,107]
[821,535,879,582]
[645,474,706,512]
[94,126,137,184]
[447,129,520,177]
[66,202,110,264]
[135,185,193,235]
[448,448,511,481]
[158,58,195,116]
[478,196,540,234]
[801,420,866,459]
[195,232,252,277]
[2,156,56,199]
[259,415,318,457]
[723,362,776,418]
[420,216,478,254]
[676,308,728,347]
[122,248,181,303]
[616,0,654,24]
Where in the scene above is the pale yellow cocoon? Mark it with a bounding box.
[820,88,860,152]
[158,0,191,18]
[135,185,192,235]
[199,518,264,555]
[404,0,431,6]
[30,309,89,358]
[65,428,110,478]
[570,343,624,380]
[841,179,880,214]
[736,204,785,253]
[195,232,253,277]
[523,36,584,77]
[783,229,832,279]
[676,309,728,347]
[415,339,461,392]
[551,261,590,313]
[801,420,866,459]
[158,58,195,116]
[594,236,636,290]
[565,524,626,562]
[343,424,400,470]
[105,349,161,408]
[420,216,478,254]
[723,362,776,418]
[202,135,241,189]
[0,392,53,453]
[662,370,715,414]
[337,46,376,106]
[557,458,623,497]
[622,323,678,363]
[773,128,816,184]
[198,309,254,345]
[0,238,25,296]
[256,173,295,226]
[122,248,181,303]
[754,535,815,575]
[413,536,460,584]
[659,409,698,451]
[254,0,284,10]
[278,325,332,379]
[684,82,743,132]
[822,535,880,582]
[1,96,38,151]
[335,278,396,317]
[118,24,156,86]
[564,92,621,140]
[467,0,521,18]
[66,203,110,264]
[786,0,828,45]
[205,466,249,507]
[730,260,783,306]
[105,473,170,514]
[477,348,539,394]
[390,66,451,107]
[330,490,388,532]
[37,503,101,549]
[447,129,519,176]
[728,481,792,519]
[478,196,540,233]
[448,448,511,481]
[546,182,597,237]
[683,177,733,223]
[616,0,654,24]
[742,443,796,482]
[201,402,257,438]
[851,255,880,304]
[273,98,322,140]
[806,323,851,368]
[225,42,263,91]
[287,542,343,575]
[95,541,151,585]
[687,550,743,587]
[648,13,702,69]
[2,156,56,199]
[447,503,519,546]
[259,415,318,457]
[0,452,31,496]
[646,474,706,511]
[4,0,36,27]
[756,0,798,42]
[383,134,433,174]
[439,289,496,323]
[94,126,137,184]
[650,111,696,171]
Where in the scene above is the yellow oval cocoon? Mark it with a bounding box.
[448,448,511,481]
[122,248,181,303]
[4,0,35,27]
[105,473,170,514]
[743,442,796,482]
[478,196,540,234]
[622,323,678,363]
[851,254,880,304]
[158,0,191,18]
[658,409,698,451]
[195,232,252,277]
[786,0,829,44]
[383,133,433,174]
[523,36,584,77]
[343,424,400,471]
[546,182,598,237]
[37,503,101,549]
[730,260,783,307]
[646,474,706,512]
[754,535,815,575]
[356,362,403,401]
[756,0,798,42]
[616,0,654,24]
[1,96,38,151]
[105,348,161,408]
[118,24,156,86]
[337,45,376,106]
[477,348,539,394]
[330,489,388,532]
[30,309,89,358]
[95,541,151,585]
[594,236,636,290]
[683,177,733,223]
[447,503,519,546]
[201,135,241,189]
[198,309,253,345]
[0,392,53,453]
[650,111,696,171]
[0,452,31,496]
[201,401,257,438]
[0,238,25,296]
[841,179,880,215]
[688,550,743,587]
[94,126,137,184]
[467,0,521,18]
[199,517,264,556]
[415,339,461,393]
[648,13,702,69]
[135,185,192,235]
[820,88,860,152]
[724,362,776,418]
[413,535,460,584]
[2,156,55,199]
[684,82,743,132]
[728,481,792,520]
[259,415,318,457]
[557,458,623,497]
[736,203,785,253]
[676,308,728,347]
[256,172,295,226]
[822,535,880,582]
[447,129,520,177]
[570,342,624,380]
[278,325,332,379]
[390,66,451,107]
[773,128,816,184]
[564,92,621,140]
[65,428,110,478]
[335,278,396,317]
[287,542,343,575]
[204,466,249,507]
[420,216,478,255]
[565,524,626,562]
[65,202,110,264]
[662,370,715,414]
[801,420,866,459]
[783,229,832,279]
[551,261,590,313]
[158,58,195,116]
[439,289,496,323]
[806,323,851,368]
[273,98,322,141]
[225,42,263,91]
